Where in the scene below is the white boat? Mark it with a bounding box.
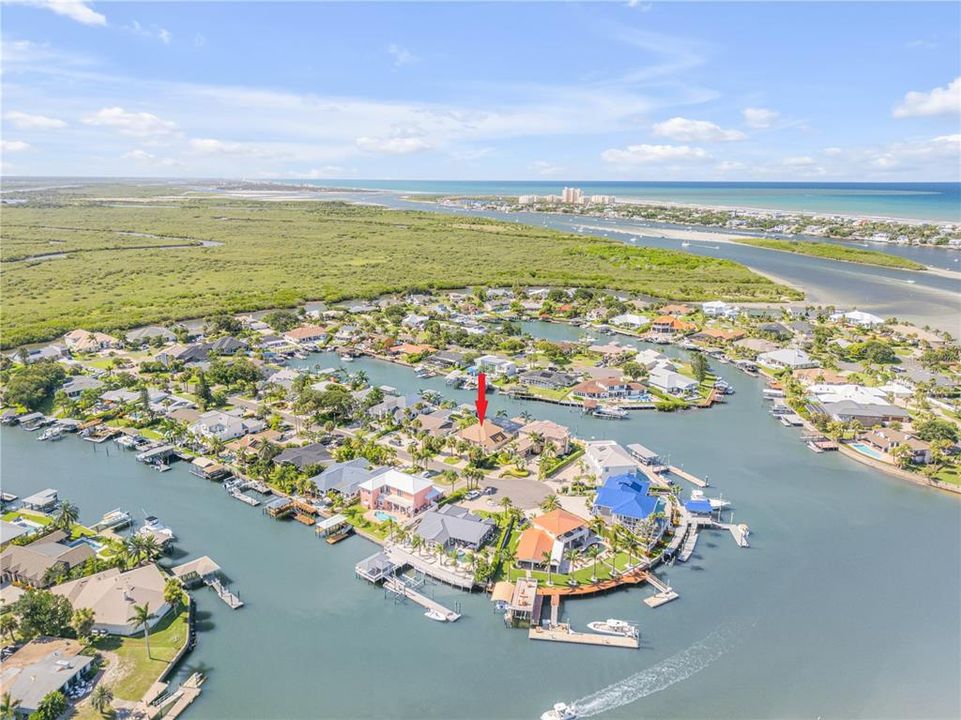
[38,427,63,441]
[690,489,731,510]
[153,463,171,472]
[96,508,132,530]
[681,240,691,247]
[587,618,639,638]
[137,515,175,544]
[593,405,628,419]
[541,702,578,720]
[424,609,448,622]
[340,355,354,362]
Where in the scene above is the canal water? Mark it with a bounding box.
[2,323,959,719]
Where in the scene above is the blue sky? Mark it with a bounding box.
[2,1,959,180]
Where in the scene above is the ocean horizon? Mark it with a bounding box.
[290,180,961,222]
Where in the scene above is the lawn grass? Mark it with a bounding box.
[2,509,53,525]
[730,237,926,270]
[2,196,800,348]
[95,608,189,701]
[933,465,961,487]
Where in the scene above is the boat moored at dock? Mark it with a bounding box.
[586,618,639,638]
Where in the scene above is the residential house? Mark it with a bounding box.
[757,348,819,370]
[126,325,176,346]
[61,375,104,399]
[592,473,663,538]
[428,350,467,369]
[358,468,440,517]
[647,366,699,395]
[0,639,95,717]
[515,509,591,569]
[273,442,332,471]
[155,343,209,366]
[401,313,430,329]
[609,313,650,330]
[584,440,639,481]
[518,369,577,390]
[634,349,670,370]
[456,420,512,453]
[830,310,884,327]
[864,428,932,464]
[0,531,95,587]
[651,316,696,336]
[51,564,170,636]
[734,337,780,355]
[413,409,455,437]
[414,504,495,550]
[517,419,571,456]
[9,345,67,364]
[367,393,425,421]
[474,355,517,377]
[190,410,265,442]
[283,325,328,345]
[759,322,793,340]
[64,329,121,353]
[702,301,739,318]
[310,459,383,499]
[208,336,248,355]
[658,304,692,316]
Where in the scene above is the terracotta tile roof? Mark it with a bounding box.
[533,509,588,537]
[515,527,555,563]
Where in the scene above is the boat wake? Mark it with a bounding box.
[572,622,747,718]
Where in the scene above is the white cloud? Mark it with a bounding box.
[626,1,653,9]
[10,0,106,26]
[783,155,816,167]
[82,106,177,137]
[529,160,565,177]
[355,136,431,154]
[893,77,961,118]
[124,21,173,44]
[122,149,180,167]
[601,143,709,165]
[742,107,780,129]
[4,111,68,129]
[1,139,32,152]
[387,44,416,68]
[299,166,346,178]
[822,147,843,157]
[652,116,745,142]
[188,137,288,159]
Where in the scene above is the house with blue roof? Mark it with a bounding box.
[592,472,667,548]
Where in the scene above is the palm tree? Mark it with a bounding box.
[0,692,21,720]
[498,496,513,513]
[90,684,114,716]
[541,550,554,585]
[55,501,79,532]
[0,613,18,644]
[131,603,155,659]
[540,494,561,512]
[140,534,162,563]
[564,547,581,577]
[586,545,602,582]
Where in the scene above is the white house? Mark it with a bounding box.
[584,440,639,482]
[190,410,265,442]
[609,313,650,330]
[830,310,884,327]
[702,300,739,318]
[757,348,819,370]
[648,367,699,395]
[401,313,430,329]
[474,354,517,377]
[634,349,669,370]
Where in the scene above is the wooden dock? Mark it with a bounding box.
[529,623,639,649]
[679,526,699,562]
[384,577,461,621]
[643,573,679,608]
[204,576,244,609]
[669,465,708,487]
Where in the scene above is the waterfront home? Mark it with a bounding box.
[808,384,913,425]
[0,638,95,717]
[358,468,440,517]
[20,488,59,511]
[64,329,122,353]
[648,366,699,395]
[190,409,265,442]
[388,342,434,357]
[1,520,30,547]
[571,377,645,401]
[225,429,284,459]
[401,313,430,329]
[427,350,467,369]
[414,504,495,550]
[515,509,590,569]
[734,337,779,355]
[627,443,661,466]
[517,419,571,456]
[265,367,301,391]
[208,335,248,355]
[368,393,425,421]
[126,325,176,346]
[311,459,384,499]
[456,420,512,453]
[757,348,819,370]
[51,564,169,636]
[830,310,885,327]
[283,324,328,345]
[702,300,739,318]
[274,442,332,471]
[864,429,932,464]
[759,322,793,340]
[0,531,95,587]
[659,304,692,316]
[584,440,638,481]
[518,368,577,390]
[588,341,632,360]
[693,327,746,344]
[592,473,662,538]
[651,316,696,336]
[61,375,105,399]
[609,313,650,330]
[634,348,670,370]
[793,367,848,386]
[474,354,517,377]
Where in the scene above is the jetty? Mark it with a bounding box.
[384,576,461,622]
[529,622,639,649]
[679,526,699,562]
[643,573,679,608]
[669,465,708,487]
[228,488,260,506]
[204,575,244,609]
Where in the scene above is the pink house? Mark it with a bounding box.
[358,469,439,518]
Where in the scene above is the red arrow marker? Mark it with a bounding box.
[475,372,488,425]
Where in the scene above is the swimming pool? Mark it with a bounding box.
[849,442,886,461]
[374,510,395,523]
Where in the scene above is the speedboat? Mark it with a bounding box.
[593,405,628,419]
[38,427,63,442]
[424,609,448,622]
[587,619,639,638]
[690,489,731,510]
[541,702,578,720]
[97,508,132,530]
[137,515,176,544]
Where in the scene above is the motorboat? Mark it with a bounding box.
[424,609,448,622]
[38,427,63,442]
[592,405,628,419]
[541,702,578,720]
[137,515,175,544]
[587,619,639,638]
[690,489,731,510]
[96,508,132,530]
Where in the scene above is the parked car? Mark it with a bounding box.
[483,485,497,495]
